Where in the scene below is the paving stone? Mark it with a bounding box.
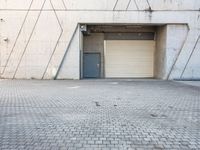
[0,80,199,149]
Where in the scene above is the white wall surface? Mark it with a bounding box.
[155,26,167,79]
[165,25,189,79]
[0,0,199,79]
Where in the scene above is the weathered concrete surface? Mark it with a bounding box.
[0,80,199,149]
[0,0,200,80]
[155,25,167,79]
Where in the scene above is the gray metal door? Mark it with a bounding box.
[83,53,100,78]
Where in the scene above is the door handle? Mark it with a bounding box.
[97,64,100,68]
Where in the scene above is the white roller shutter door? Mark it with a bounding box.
[105,40,155,78]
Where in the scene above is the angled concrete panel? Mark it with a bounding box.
[182,40,200,79]
[63,0,116,10]
[169,30,200,79]
[43,0,52,10]
[30,0,46,10]
[57,27,80,79]
[1,0,200,11]
[135,0,149,10]
[15,11,61,79]
[1,11,42,78]
[51,0,66,10]
[127,0,139,10]
[165,25,188,79]
[114,0,130,10]
[0,0,32,9]
[0,11,26,73]
[42,12,78,79]
[149,0,200,10]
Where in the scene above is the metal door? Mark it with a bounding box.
[83,53,100,78]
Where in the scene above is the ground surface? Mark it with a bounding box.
[179,81,200,88]
[0,80,199,150]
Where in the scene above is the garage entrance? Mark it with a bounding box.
[105,40,155,78]
[81,25,156,79]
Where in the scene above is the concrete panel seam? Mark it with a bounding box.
[167,24,190,79]
[133,0,139,10]
[61,0,67,10]
[0,0,34,76]
[54,25,78,80]
[1,9,200,12]
[146,0,152,10]
[126,0,132,10]
[113,0,119,10]
[42,0,63,79]
[13,0,47,79]
[180,33,200,79]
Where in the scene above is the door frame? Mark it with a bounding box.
[83,52,101,78]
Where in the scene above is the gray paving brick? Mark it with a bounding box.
[0,80,199,149]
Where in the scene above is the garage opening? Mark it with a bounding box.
[81,25,157,79]
[105,40,155,78]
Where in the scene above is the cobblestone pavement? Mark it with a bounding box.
[178,81,200,88]
[0,80,199,150]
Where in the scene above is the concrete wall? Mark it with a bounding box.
[155,26,167,79]
[166,25,188,80]
[155,25,189,79]
[0,0,199,80]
